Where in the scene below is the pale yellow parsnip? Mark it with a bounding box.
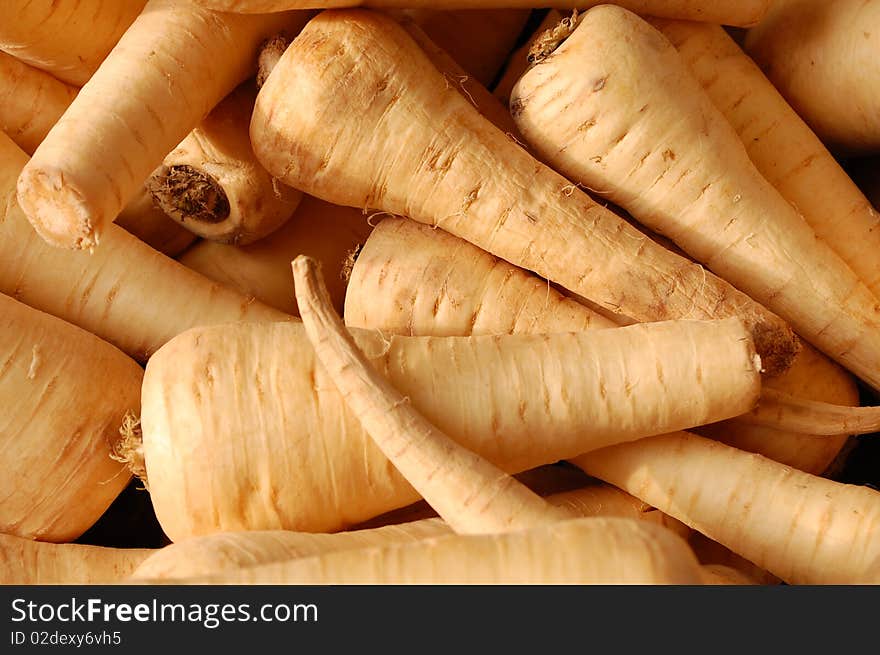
[140,316,760,540]
[132,483,678,580]
[653,19,880,299]
[146,518,705,586]
[0,0,146,86]
[745,0,880,154]
[148,82,304,246]
[0,55,196,256]
[575,432,880,585]
[251,8,797,375]
[345,218,856,475]
[0,133,288,361]
[0,294,143,542]
[293,255,574,535]
[16,1,309,250]
[511,5,880,392]
[0,534,153,585]
[0,52,78,156]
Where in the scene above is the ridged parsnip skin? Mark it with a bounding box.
[345,218,856,475]
[0,0,146,86]
[745,0,880,154]
[133,484,683,580]
[0,134,288,361]
[16,2,309,250]
[181,196,372,315]
[142,318,760,539]
[133,520,449,580]
[251,9,797,375]
[733,388,880,436]
[161,518,705,585]
[0,53,79,156]
[191,0,770,27]
[575,433,880,585]
[0,534,153,585]
[0,294,143,542]
[148,82,303,245]
[511,6,880,391]
[395,9,531,88]
[344,218,616,336]
[654,19,880,300]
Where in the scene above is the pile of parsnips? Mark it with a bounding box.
[2,0,880,586]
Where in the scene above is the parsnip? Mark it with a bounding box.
[574,432,880,585]
[0,294,143,542]
[250,9,798,375]
[510,5,880,392]
[0,534,152,585]
[0,133,288,362]
[147,517,706,585]
[138,316,760,539]
[345,218,856,474]
[16,1,309,250]
[294,255,573,534]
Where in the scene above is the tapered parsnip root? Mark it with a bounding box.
[251,9,797,375]
[0,0,146,86]
[141,315,760,539]
[345,218,855,475]
[0,294,143,542]
[0,534,153,585]
[150,517,705,585]
[16,1,309,250]
[575,433,880,584]
[192,0,771,27]
[652,19,880,300]
[147,82,303,245]
[732,390,880,437]
[133,483,689,580]
[0,134,288,361]
[294,255,573,534]
[180,196,372,315]
[699,341,855,475]
[352,464,595,530]
[511,5,880,392]
[745,0,880,154]
[133,520,449,581]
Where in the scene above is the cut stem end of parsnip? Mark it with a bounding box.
[147,165,231,228]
